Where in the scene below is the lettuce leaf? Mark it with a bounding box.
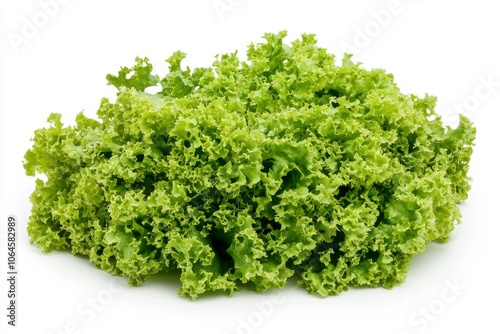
[24,31,475,300]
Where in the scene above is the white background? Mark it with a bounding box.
[1,1,499,333]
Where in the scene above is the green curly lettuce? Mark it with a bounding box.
[24,31,475,300]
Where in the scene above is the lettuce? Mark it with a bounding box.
[24,31,476,300]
